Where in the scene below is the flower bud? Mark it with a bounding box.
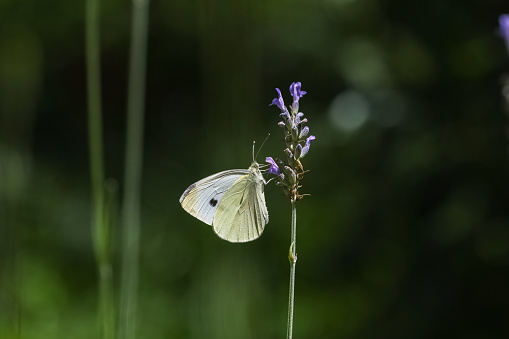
[299,126,309,139]
[291,126,298,140]
[284,166,297,186]
[278,173,290,187]
[285,147,297,167]
[278,121,285,128]
[294,144,302,159]
[285,118,293,131]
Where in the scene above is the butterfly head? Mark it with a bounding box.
[249,161,260,172]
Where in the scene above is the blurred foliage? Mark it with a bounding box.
[1,0,509,338]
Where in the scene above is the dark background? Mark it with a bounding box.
[1,0,509,338]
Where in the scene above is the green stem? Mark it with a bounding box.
[287,200,297,339]
[99,263,115,339]
[85,1,114,338]
[118,0,149,338]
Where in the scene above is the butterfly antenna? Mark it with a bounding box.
[252,141,256,162]
[254,133,270,161]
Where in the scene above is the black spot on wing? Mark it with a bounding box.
[210,198,218,207]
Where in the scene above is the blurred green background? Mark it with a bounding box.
[2,0,509,338]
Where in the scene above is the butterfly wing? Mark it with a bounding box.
[179,169,249,225]
[212,173,269,243]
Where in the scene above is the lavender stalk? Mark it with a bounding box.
[287,200,296,339]
[266,82,315,339]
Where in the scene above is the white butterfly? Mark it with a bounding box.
[179,158,269,243]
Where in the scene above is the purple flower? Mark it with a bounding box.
[289,82,306,104]
[300,135,315,158]
[270,88,287,112]
[266,157,281,175]
[500,15,509,51]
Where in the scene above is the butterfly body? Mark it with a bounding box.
[179,161,269,243]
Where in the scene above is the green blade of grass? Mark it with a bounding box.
[85,0,115,337]
[118,1,149,338]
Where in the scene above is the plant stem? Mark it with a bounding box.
[85,1,114,338]
[118,0,149,338]
[98,261,115,339]
[286,200,297,339]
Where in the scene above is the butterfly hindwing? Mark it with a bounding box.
[212,175,250,240]
[179,170,249,225]
[212,168,269,243]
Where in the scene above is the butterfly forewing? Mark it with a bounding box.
[179,170,249,225]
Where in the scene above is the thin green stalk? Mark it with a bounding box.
[118,0,149,338]
[86,0,114,338]
[99,264,114,339]
[287,201,297,339]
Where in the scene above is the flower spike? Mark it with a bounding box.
[267,82,314,201]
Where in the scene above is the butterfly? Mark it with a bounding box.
[179,142,270,243]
